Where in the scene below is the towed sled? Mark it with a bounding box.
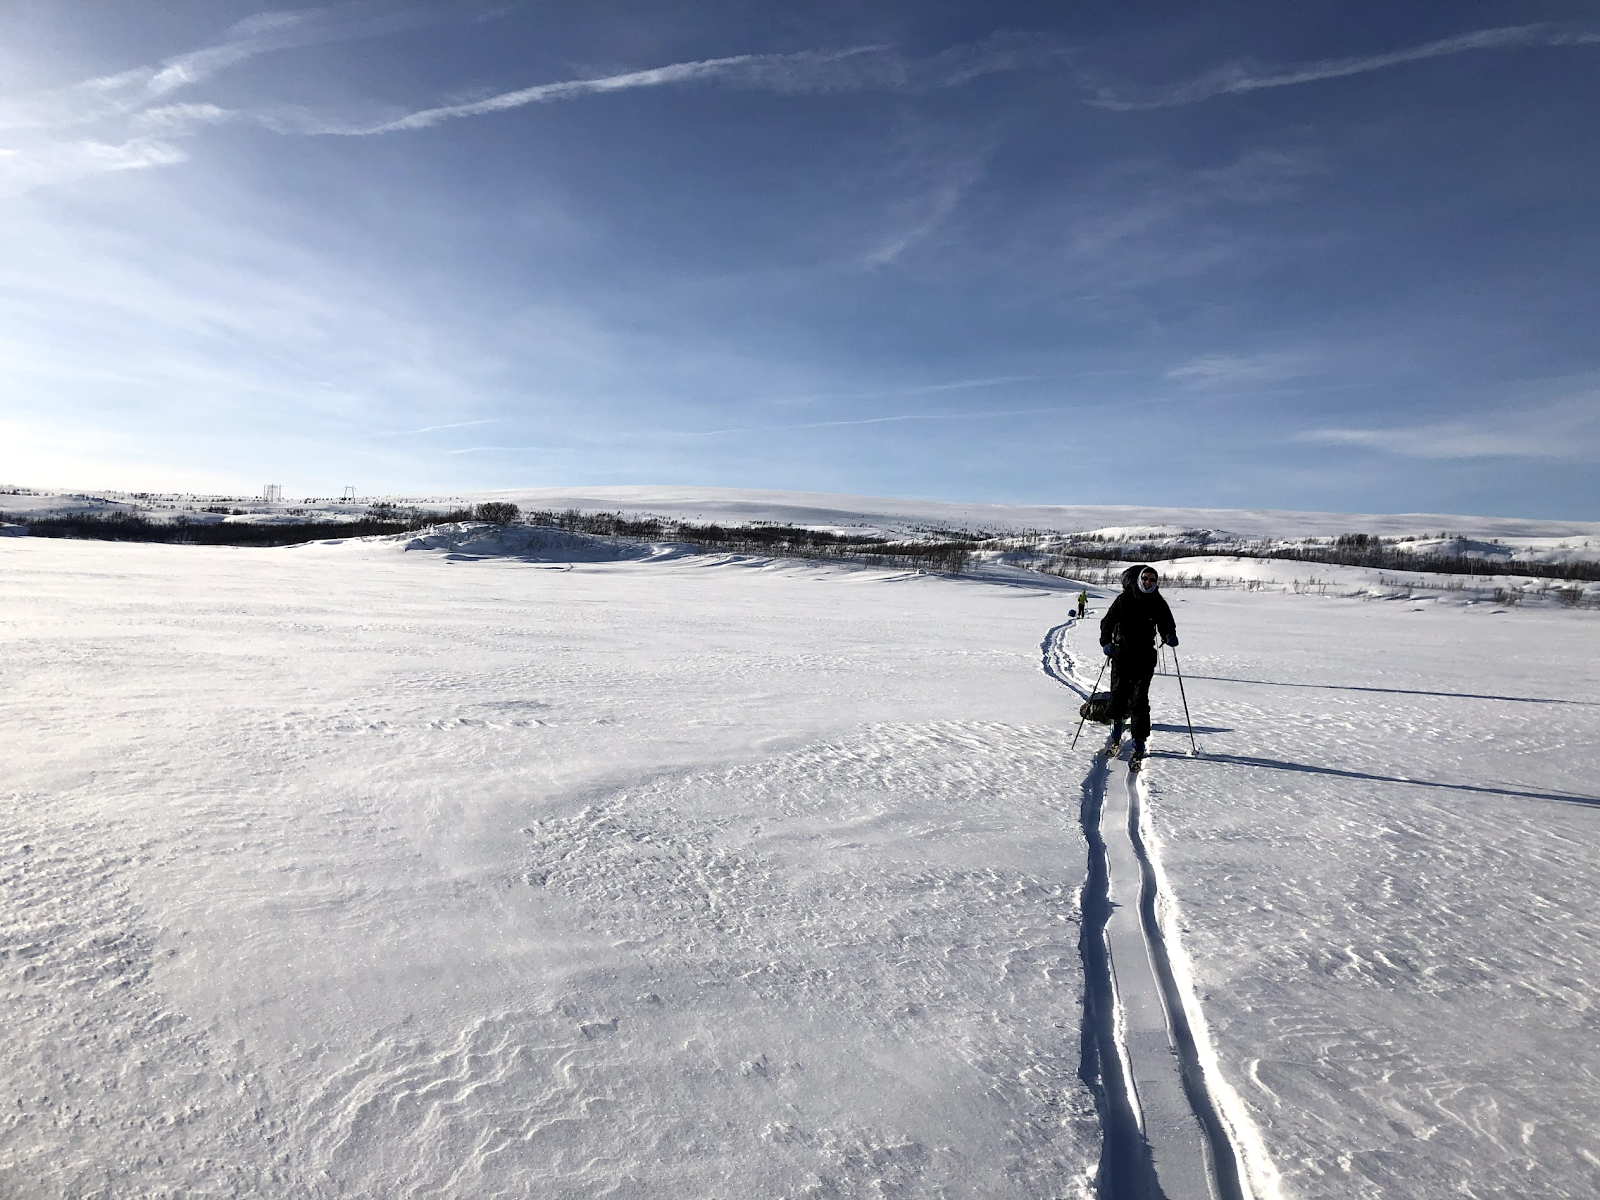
[1079,691,1117,725]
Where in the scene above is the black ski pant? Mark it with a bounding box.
[1109,650,1157,743]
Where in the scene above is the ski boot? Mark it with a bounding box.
[1128,742,1147,773]
[1101,725,1124,758]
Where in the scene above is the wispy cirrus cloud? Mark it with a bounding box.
[758,376,1045,412]
[692,405,1066,437]
[342,47,893,135]
[244,31,1064,136]
[0,137,190,195]
[0,3,455,194]
[1297,391,1600,460]
[0,4,431,133]
[801,374,1043,400]
[866,177,971,267]
[1088,23,1600,110]
[8,12,1597,202]
[378,418,501,438]
[0,22,1061,195]
[1167,352,1312,389]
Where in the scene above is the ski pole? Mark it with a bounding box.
[1171,646,1199,756]
[1070,653,1109,751]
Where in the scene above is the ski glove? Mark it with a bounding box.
[1163,634,1179,647]
[1102,643,1115,657]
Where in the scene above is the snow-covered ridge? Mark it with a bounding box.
[5,484,1597,587]
[6,483,1599,541]
[480,486,1600,542]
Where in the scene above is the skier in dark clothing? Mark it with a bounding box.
[1099,563,1178,767]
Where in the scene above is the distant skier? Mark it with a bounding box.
[1077,590,1088,619]
[1099,564,1178,769]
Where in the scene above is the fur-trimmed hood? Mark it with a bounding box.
[1121,563,1158,593]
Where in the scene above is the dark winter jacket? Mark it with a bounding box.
[1099,563,1176,658]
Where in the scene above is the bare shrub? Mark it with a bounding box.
[474,502,521,525]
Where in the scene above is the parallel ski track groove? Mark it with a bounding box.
[1124,768,1247,1200]
[1043,617,1247,1200]
[1078,757,1164,1199]
[1041,619,1091,701]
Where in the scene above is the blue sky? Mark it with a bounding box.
[2,1,1598,517]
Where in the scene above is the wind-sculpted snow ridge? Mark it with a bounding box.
[1044,621,1274,1200]
[0,818,289,1196]
[263,723,1105,1198]
[535,722,1105,1193]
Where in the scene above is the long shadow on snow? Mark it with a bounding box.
[1170,752,1600,810]
[1185,674,1596,707]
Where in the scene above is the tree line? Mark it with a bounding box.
[15,507,477,546]
[16,504,1593,582]
[1038,536,1598,582]
[525,509,974,573]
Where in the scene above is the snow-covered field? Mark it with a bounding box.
[2,533,1102,1198]
[3,513,1597,1198]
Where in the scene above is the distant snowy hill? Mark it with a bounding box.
[7,482,1599,540]
[6,482,1597,570]
[479,485,1600,542]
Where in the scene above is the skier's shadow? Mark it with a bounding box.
[1152,721,1232,735]
[1185,751,1600,810]
[1185,674,1596,707]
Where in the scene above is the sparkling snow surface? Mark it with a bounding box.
[3,530,1598,1199]
[1,537,1099,1199]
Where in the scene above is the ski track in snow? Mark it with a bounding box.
[1045,620,1257,1200]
